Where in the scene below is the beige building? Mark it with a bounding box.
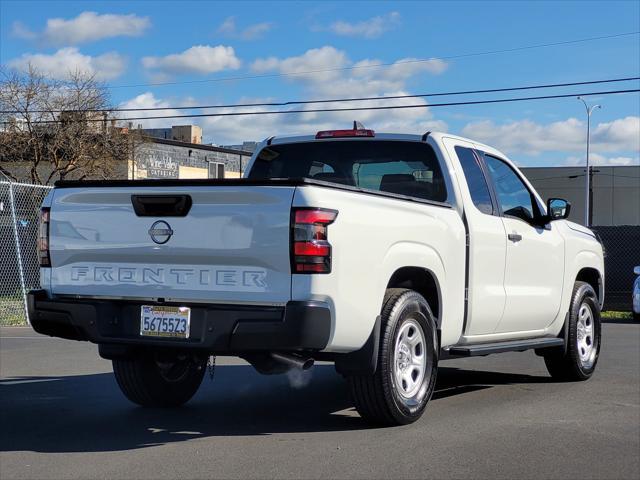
[140,125,203,144]
[170,125,203,144]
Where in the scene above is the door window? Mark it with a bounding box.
[455,146,494,215]
[484,155,536,223]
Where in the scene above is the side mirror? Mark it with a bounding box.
[547,198,571,221]
[634,266,640,276]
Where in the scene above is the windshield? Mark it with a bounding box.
[248,140,448,202]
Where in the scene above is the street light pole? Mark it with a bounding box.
[577,97,601,227]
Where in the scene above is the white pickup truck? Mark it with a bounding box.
[30,128,605,425]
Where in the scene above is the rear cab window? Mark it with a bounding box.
[249,140,448,203]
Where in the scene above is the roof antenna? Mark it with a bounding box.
[353,120,365,130]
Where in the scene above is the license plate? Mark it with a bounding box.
[140,305,191,339]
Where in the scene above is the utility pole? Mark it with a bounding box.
[576,97,601,227]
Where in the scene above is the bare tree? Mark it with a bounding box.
[0,66,141,184]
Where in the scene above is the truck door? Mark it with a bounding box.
[481,153,565,333]
[443,138,507,335]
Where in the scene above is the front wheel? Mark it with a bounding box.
[347,289,438,426]
[544,281,601,381]
[113,350,206,407]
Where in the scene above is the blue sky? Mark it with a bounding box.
[1,0,639,166]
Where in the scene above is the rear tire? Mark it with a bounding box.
[633,312,640,322]
[544,281,601,381]
[113,351,206,407]
[347,288,438,426]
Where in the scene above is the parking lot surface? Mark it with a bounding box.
[1,320,638,480]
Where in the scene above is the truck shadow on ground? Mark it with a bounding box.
[0,364,554,453]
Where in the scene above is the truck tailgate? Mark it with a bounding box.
[47,185,295,304]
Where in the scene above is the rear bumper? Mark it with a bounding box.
[28,290,331,353]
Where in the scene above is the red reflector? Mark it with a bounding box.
[315,129,375,139]
[294,241,330,256]
[294,209,338,225]
[296,263,328,273]
[38,207,51,267]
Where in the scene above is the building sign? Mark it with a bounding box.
[139,153,178,178]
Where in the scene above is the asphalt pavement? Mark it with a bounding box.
[1,320,639,479]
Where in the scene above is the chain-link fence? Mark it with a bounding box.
[0,181,52,325]
[591,225,640,312]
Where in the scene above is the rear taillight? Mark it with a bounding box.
[291,208,338,274]
[38,207,51,267]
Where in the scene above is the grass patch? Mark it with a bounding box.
[601,310,633,320]
[0,297,27,326]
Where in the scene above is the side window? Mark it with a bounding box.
[352,159,447,202]
[484,155,536,223]
[455,146,494,215]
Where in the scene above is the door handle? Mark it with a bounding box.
[508,232,523,242]
[131,195,192,217]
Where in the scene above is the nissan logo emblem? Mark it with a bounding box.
[148,221,173,244]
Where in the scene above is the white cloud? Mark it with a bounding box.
[603,156,639,166]
[328,12,401,39]
[217,16,273,40]
[217,17,236,36]
[131,45,446,143]
[12,11,150,46]
[142,45,241,75]
[118,93,186,129]
[592,116,640,149]
[11,21,37,41]
[8,47,126,81]
[565,153,639,166]
[352,57,449,79]
[252,46,350,83]
[127,46,449,144]
[251,46,447,97]
[461,116,640,156]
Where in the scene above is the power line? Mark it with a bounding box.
[104,31,640,89]
[19,88,640,124]
[4,76,638,114]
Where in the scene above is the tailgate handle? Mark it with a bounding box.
[131,195,192,217]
